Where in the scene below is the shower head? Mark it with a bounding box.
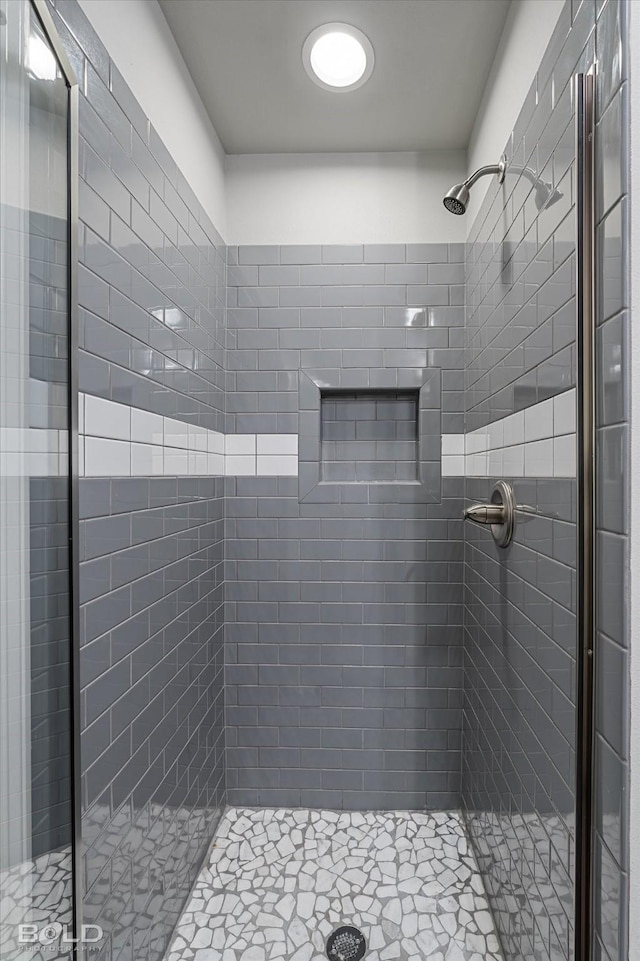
[442,157,506,216]
[534,180,563,211]
[443,183,470,216]
[442,157,564,217]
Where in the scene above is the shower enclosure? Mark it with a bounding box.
[0,0,79,958]
[0,2,629,961]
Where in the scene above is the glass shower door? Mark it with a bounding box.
[0,2,77,957]
[461,55,597,961]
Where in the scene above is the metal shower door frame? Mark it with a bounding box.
[574,67,596,961]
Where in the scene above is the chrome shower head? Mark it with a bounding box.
[443,183,470,216]
[442,157,563,217]
[534,180,563,211]
[442,157,506,216]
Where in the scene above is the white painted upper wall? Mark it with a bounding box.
[465,0,565,228]
[76,0,563,247]
[78,0,227,238]
[225,0,564,245]
[225,151,468,246]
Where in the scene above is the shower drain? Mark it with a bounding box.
[325,926,366,961]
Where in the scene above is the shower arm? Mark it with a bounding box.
[509,163,553,191]
[465,159,554,194]
[463,158,506,190]
[444,154,560,217]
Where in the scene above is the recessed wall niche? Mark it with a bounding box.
[320,390,419,483]
[298,368,442,504]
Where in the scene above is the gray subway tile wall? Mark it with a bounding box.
[462,7,629,961]
[320,391,418,483]
[225,243,466,810]
[49,4,226,961]
[24,208,73,858]
[29,477,73,858]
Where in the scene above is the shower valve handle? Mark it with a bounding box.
[463,503,506,525]
[462,480,516,548]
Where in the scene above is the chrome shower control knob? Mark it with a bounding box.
[463,504,506,525]
[463,480,516,548]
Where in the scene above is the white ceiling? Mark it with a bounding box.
[159,0,511,154]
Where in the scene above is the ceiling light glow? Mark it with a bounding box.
[310,32,366,87]
[303,23,374,92]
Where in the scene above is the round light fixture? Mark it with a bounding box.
[302,23,374,92]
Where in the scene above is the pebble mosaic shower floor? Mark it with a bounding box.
[166,808,503,961]
[0,847,73,961]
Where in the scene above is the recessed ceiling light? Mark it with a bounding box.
[302,23,374,92]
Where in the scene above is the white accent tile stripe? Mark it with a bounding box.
[79,394,297,478]
[462,388,577,478]
[78,392,576,479]
[0,428,68,476]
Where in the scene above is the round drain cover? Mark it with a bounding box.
[326,926,366,961]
